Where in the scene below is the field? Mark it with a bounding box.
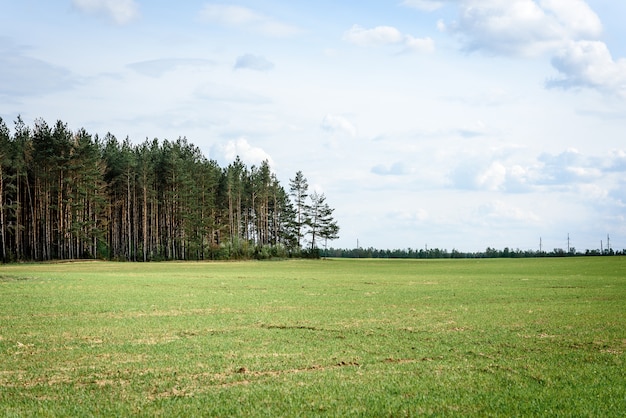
[1,258,625,416]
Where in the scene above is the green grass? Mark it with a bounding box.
[0,258,624,416]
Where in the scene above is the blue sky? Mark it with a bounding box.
[2,0,626,252]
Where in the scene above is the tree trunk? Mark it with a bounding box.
[0,164,5,262]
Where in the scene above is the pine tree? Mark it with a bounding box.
[0,118,10,262]
[306,191,339,250]
[289,171,309,249]
[0,117,327,262]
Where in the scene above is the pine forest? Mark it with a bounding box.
[0,117,339,262]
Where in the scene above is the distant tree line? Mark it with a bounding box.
[323,246,624,259]
[0,117,339,262]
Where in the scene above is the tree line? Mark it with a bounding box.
[0,117,339,262]
[323,246,624,259]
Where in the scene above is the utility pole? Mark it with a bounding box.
[539,237,542,253]
[607,234,610,253]
[567,233,570,253]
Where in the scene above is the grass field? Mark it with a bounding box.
[1,257,625,416]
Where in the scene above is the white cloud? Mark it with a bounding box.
[199,4,299,37]
[537,148,602,185]
[389,209,430,225]
[441,0,626,97]
[449,147,626,195]
[452,158,513,192]
[343,25,434,53]
[234,54,275,72]
[607,150,626,172]
[477,200,541,224]
[402,0,446,12]
[404,35,436,53]
[548,41,626,97]
[210,138,274,168]
[72,0,139,25]
[447,0,602,56]
[541,0,602,39]
[321,114,357,138]
[476,161,508,191]
[344,25,404,47]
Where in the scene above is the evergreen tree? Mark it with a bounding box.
[289,171,309,249]
[0,117,336,262]
[306,191,339,250]
[0,118,10,261]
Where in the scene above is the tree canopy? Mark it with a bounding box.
[0,117,339,262]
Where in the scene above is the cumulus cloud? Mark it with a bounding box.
[541,0,603,38]
[199,4,299,37]
[404,35,436,53]
[344,25,403,46]
[441,0,626,97]
[452,159,513,192]
[537,148,602,185]
[450,148,626,193]
[234,54,275,71]
[606,150,626,173]
[446,0,602,56]
[343,25,434,53]
[321,114,357,137]
[547,41,626,97]
[210,138,274,167]
[72,0,139,25]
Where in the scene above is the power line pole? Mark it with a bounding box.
[607,234,610,253]
[567,233,570,253]
[539,237,542,253]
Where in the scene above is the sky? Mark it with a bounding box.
[2,0,626,252]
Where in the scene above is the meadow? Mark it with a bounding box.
[0,257,624,416]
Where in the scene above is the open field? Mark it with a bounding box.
[1,258,625,416]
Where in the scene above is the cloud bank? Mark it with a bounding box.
[440,0,626,97]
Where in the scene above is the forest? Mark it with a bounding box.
[0,117,339,262]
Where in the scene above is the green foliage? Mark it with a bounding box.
[326,245,626,258]
[1,258,623,416]
[0,117,321,262]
